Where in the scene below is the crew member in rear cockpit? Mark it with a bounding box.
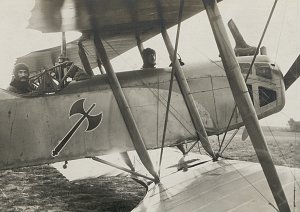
[7,63,34,94]
[142,48,156,69]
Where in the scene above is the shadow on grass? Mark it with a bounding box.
[0,165,146,212]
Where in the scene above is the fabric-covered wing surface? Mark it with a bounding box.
[16,33,154,75]
[18,0,218,74]
[133,159,300,211]
[28,0,206,33]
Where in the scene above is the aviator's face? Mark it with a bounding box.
[17,70,29,82]
[146,53,156,66]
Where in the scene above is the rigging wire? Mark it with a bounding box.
[234,84,300,205]
[103,39,121,57]
[81,40,106,73]
[219,128,240,154]
[218,105,238,153]
[226,161,279,212]
[83,25,197,142]
[273,1,288,63]
[250,86,299,190]
[225,90,288,202]
[158,0,185,176]
[261,120,300,211]
[90,156,155,182]
[185,140,199,154]
[217,78,281,153]
[245,0,278,81]
[197,140,202,155]
[216,1,297,207]
[156,62,160,168]
[84,45,98,63]
[263,121,300,189]
[137,76,196,136]
[293,131,297,210]
[218,0,279,155]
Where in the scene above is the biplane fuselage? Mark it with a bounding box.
[0,55,284,170]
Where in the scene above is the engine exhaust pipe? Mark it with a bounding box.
[228,19,258,56]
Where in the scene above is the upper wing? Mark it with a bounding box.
[28,0,206,33]
[17,0,221,74]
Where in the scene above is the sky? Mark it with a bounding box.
[0,0,299,127]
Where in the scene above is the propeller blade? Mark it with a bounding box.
[283,54,300,90]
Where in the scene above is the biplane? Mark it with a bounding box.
[0,0,299,211]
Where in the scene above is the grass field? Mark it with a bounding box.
[0,127,299,211]
[209,126,300,168]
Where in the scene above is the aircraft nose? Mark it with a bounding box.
[272,64,286,110]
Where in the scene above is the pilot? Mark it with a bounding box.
[7,63,34,94]
[142,48,156,69]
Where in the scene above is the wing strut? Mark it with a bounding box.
[90,156,155,182]
[124,0,145,55]
[92,34,106,75]
[61,32,67,58]
[202,1,290,211]
[78,34,94,76]
[158,0,185,175]
[156,0,216,160]
[120,152,135,171]
[92,32,159,183]
[136,35,144,56]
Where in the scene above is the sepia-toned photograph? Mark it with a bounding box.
[0,0,299,211]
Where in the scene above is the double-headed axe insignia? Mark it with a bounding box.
[52,99,103,157]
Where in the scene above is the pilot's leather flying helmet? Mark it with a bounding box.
[13,63,29,80]
[142,48,156,59]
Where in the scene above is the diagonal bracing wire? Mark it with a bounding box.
[219,0,279,155]
[158,0,185,176]
[226,161,279,211]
